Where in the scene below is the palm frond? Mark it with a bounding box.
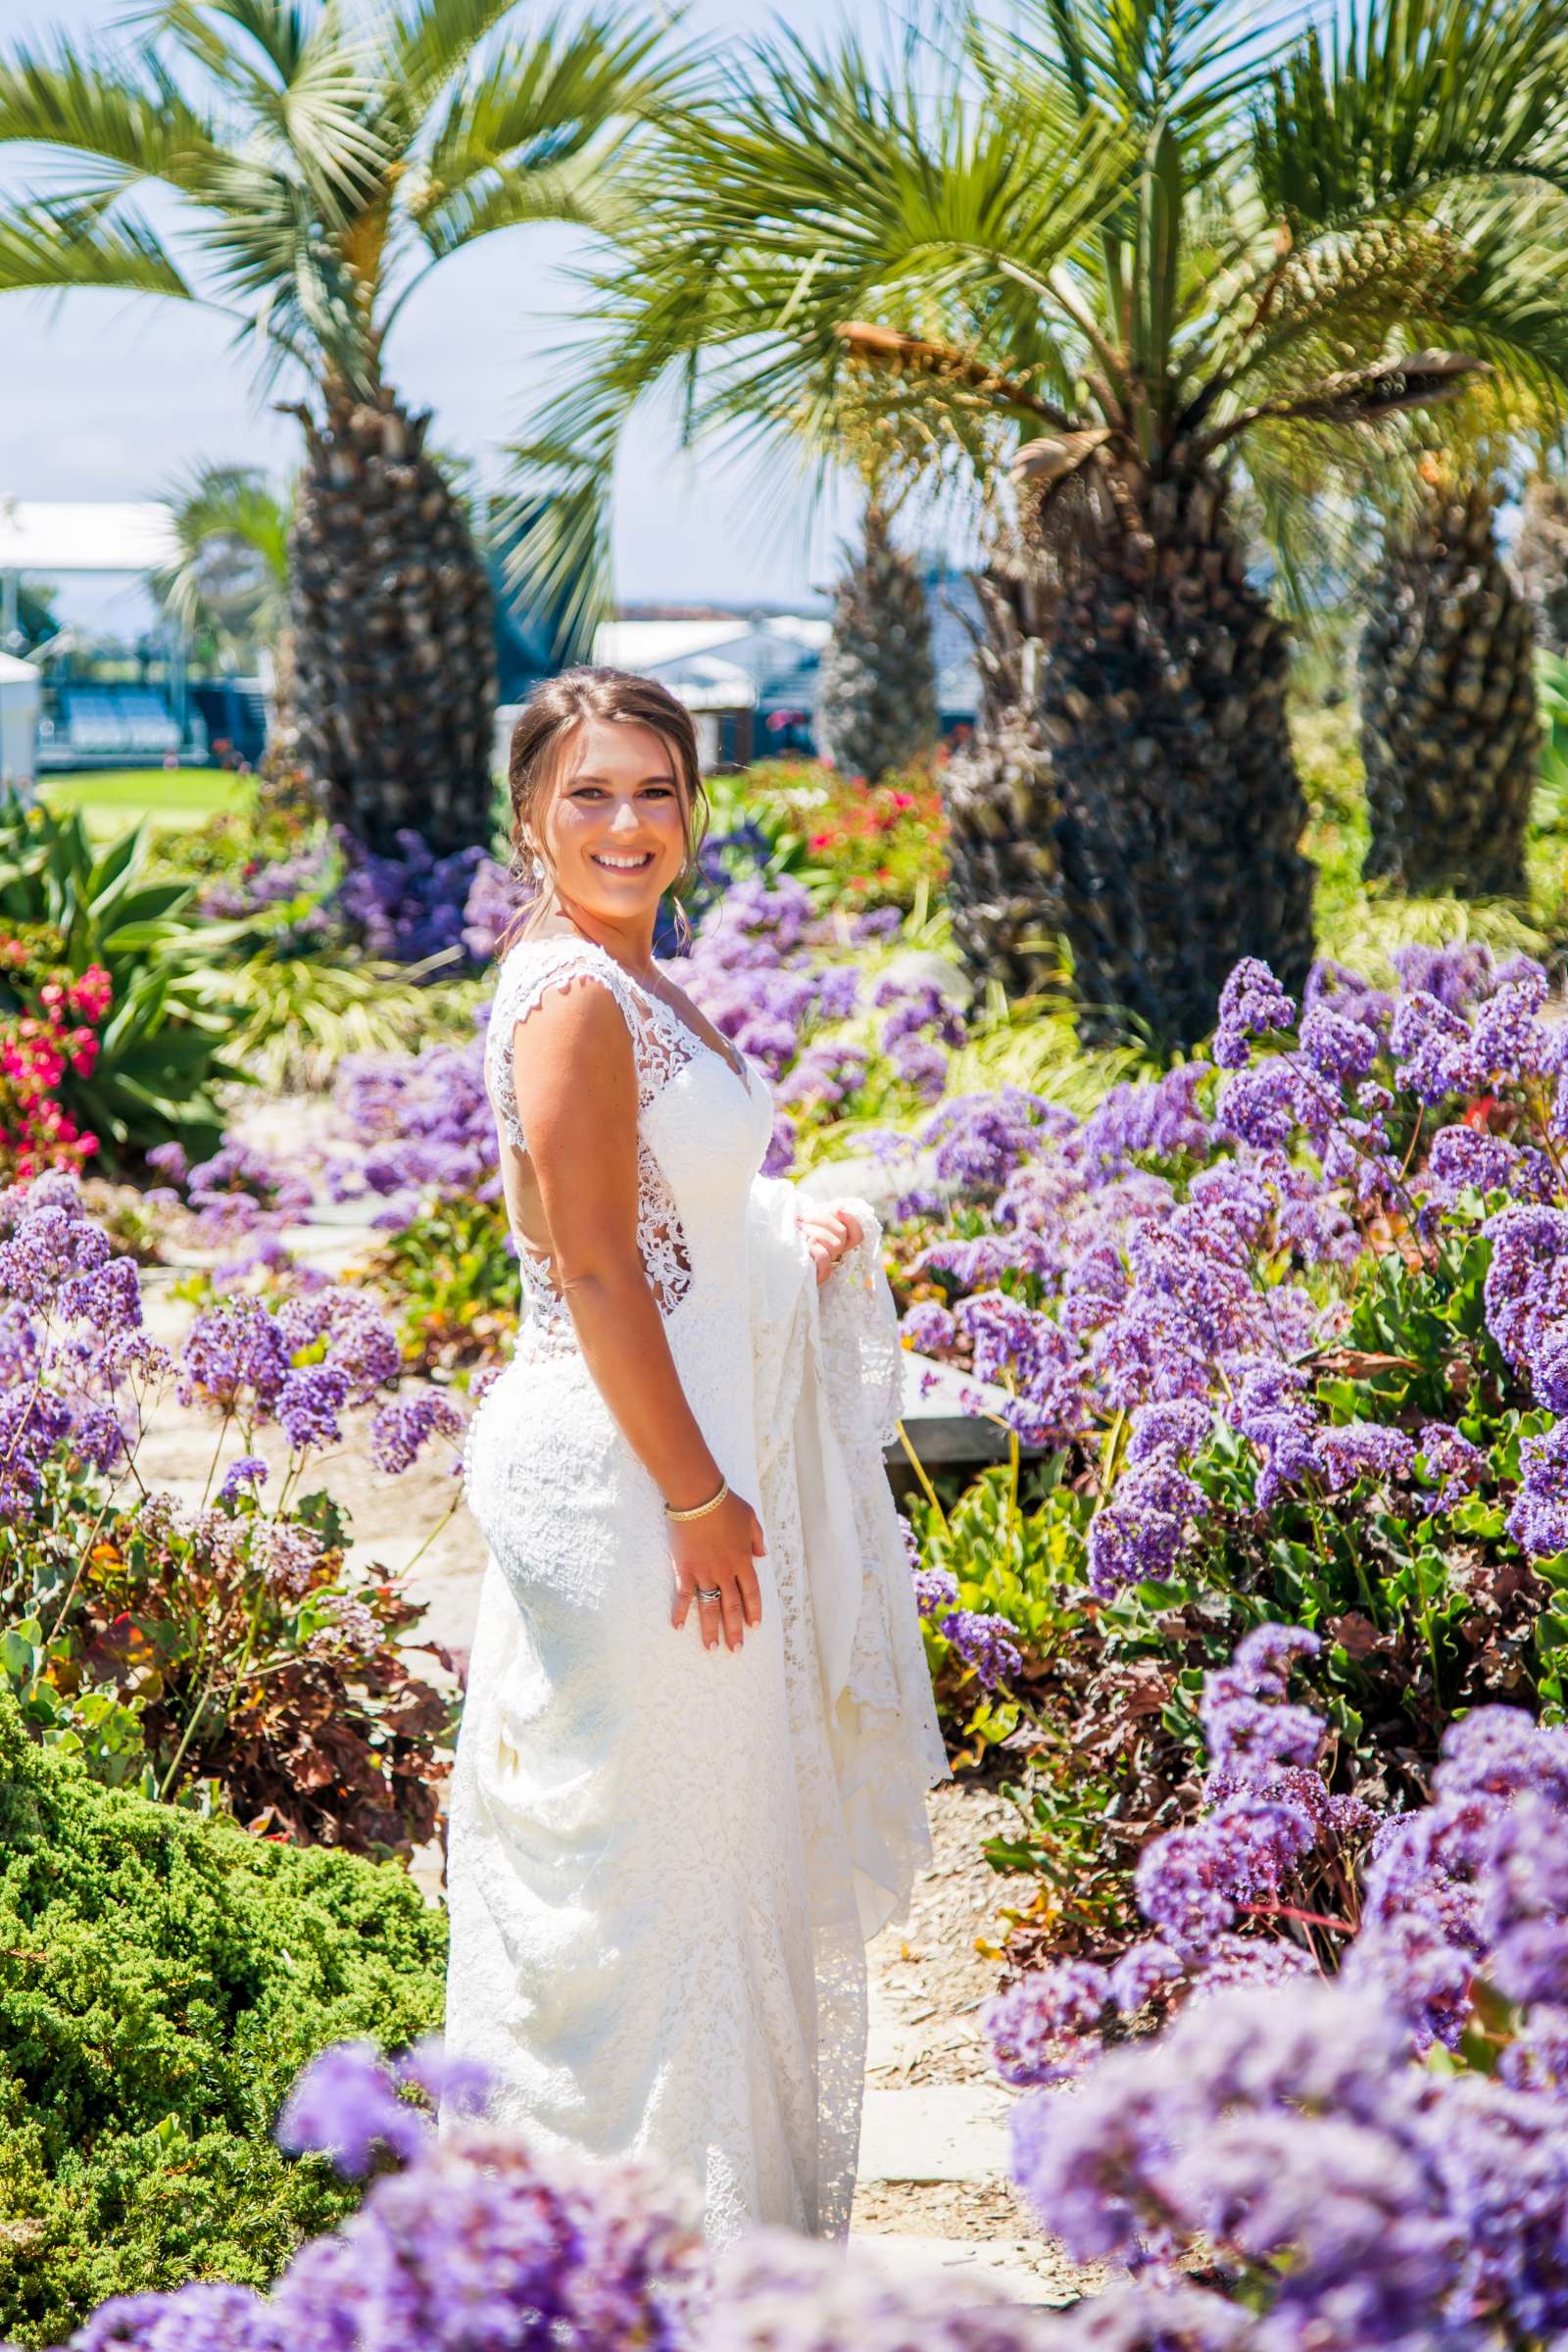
[150,461,290,643]
[147,0,316,90]
[189,154,374,385]
[151,0,389,212]
[497,16,1128,641]
[1197,347,1486,457]
[0,38,216,192]
[384,0,526,122]
[0,193,191,297]
[410,8,686,262]
[1013,0,1296,142]
[496,372,627,658]
[410,151,619,258]
[1254,0,1568,230]
[620,25,1127,406]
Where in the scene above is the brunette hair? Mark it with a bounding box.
[500,667,709,955]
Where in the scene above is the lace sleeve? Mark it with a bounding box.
[484,937,645,1155]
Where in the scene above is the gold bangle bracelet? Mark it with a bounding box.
[663,1477,729,1523]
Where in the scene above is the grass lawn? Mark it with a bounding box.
[37,767,255,837]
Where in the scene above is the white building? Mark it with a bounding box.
[592,614,831,768]
[0,652,40,787]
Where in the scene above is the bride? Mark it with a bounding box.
[446,665,948,2241]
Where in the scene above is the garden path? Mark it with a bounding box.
[131,1114,1097,2312]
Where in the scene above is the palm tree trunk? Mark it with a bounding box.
[1514,471,1568,660]
[1360,477,1540,898]
[941,557,1062,998]
[286,381,498,854]
[1038,447,1315,1047]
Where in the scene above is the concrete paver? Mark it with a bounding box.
[854,2232,1085,2310]
[858,2083,1012,2184]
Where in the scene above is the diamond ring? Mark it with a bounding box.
[695,1585,722,1604]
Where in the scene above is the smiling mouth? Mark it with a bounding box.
[590,853,655,872]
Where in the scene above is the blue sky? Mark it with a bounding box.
[3,0,869,627]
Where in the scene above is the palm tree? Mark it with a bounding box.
[153,462,290,666]
[0,0,682,853]
[815,500,940,782]
[505,0,1568,1044]
[1360,459,1541,896]
[942,545,1059,996]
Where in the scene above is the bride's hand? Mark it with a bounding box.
[799,1202,863,1286]
[669,1490,766,1652]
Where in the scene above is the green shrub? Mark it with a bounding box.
[0,1692,445,2345]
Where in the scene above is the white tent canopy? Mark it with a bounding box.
[0,502,196,767]
[0,501,179,574]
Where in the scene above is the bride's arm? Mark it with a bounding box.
[512,978,764,1652]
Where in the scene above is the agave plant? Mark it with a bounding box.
[507,0,1568,1044]
[0,0,684,854]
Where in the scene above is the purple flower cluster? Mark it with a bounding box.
[986,1627,1371,2090]
[1088,1446,1204,1598]
[177,1282,460,1470]
[937,1606,1023,1690]
[83,2042,701,2352]
[1212,958,1297,1068]
[1009,1981,1470,2339]
[985,1654,1568,2347]
[880,941,1568,1602]
[1009,1957,1568,2349]
[0,1183,177,1511]
[275,2038,489,2178]
[142,1134,318,1278]
[922,1087,1070,1195]
[368,1391,464,1474]
[1346,1705,1568,2046]
[198,837,338,935]
[335,827,517,972]
[1136,1627,1370,1951]
[655,875,878,1122]
[334,1034,499,1210]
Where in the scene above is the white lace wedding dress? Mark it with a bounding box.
[446,931,948,2239]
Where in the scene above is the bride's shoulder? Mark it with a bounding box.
[489,930,639,1036]
[493,927,608,985]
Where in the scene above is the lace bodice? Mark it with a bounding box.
[482,933,767,1356]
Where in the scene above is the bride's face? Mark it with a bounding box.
[541,717,689,918]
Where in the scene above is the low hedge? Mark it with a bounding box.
[0,1693,446,2345]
